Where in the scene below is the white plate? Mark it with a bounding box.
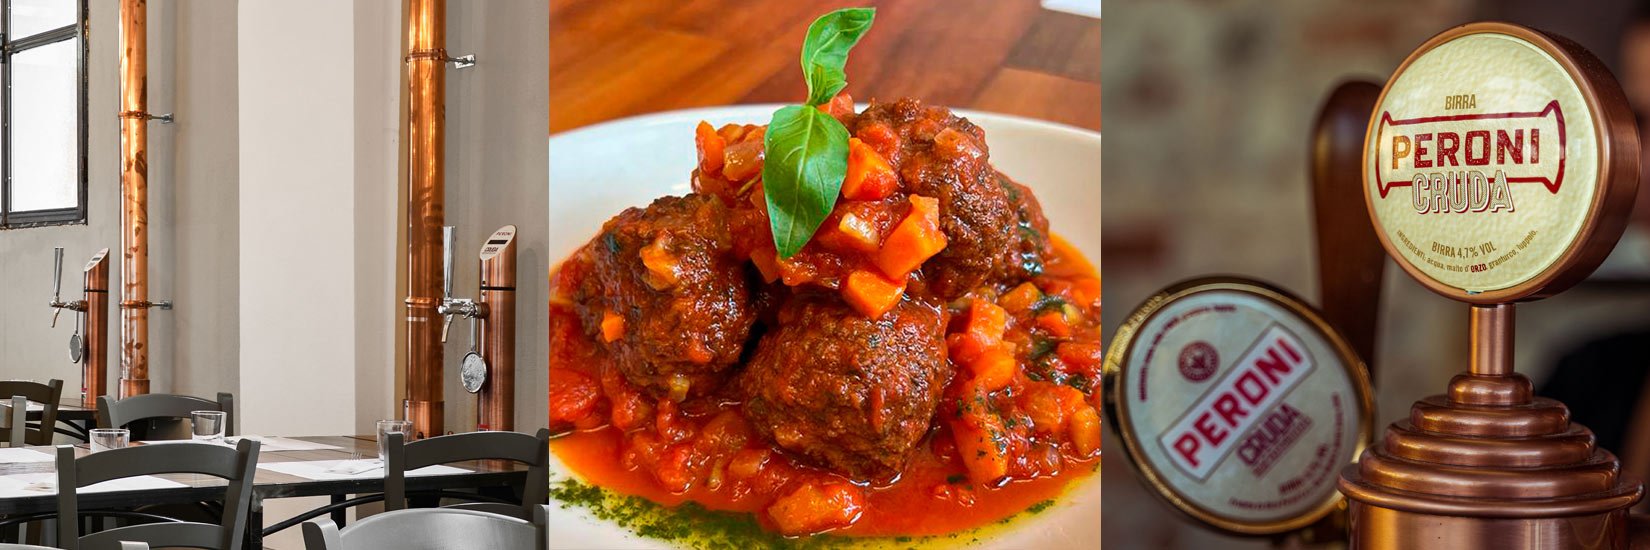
[547,104,1102,549]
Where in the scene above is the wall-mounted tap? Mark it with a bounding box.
[434,225,518,432]
[48,247,111,408]
[438,226,487,343]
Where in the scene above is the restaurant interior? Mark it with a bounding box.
[0,0,550,548]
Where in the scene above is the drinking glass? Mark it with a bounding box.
[376,420,412,462]
[90,428,129,453]
[191,410,227,442]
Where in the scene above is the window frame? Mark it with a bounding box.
[1,0,90,229]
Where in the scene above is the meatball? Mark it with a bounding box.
[738,293,951,482]
[573,194,757,400]
[852,98,1017,298]
[995,171,1053,284]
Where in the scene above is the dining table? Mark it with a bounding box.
[0,435,531,547]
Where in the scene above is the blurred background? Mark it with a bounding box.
[548,0,1100,133]
[1102,0,1650,548]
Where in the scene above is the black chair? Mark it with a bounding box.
[384,429,551,519]
[0,380,63,446]
[301,506,546,550]
[2,396,25,447]
[97,393,234,441]
[54,439,260,550]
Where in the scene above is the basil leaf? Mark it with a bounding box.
[801,8,875,106]
[762,105,850,259]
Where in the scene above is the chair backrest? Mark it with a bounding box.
[383,429,550,519]
[97,392,235,440]
[301,508,537,550]
[2,396,25,447]
[0,379,63,446]
[55,438,260,550]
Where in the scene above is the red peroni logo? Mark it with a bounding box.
[1374,100,1567,215]
[1157,325,1316,480]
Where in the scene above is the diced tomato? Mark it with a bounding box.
[548,369,601,426]
[695,121,726,176]
[696,411,751,454]
[767,481,864,535]
[843,138,899,200]
[874,195,947,279]
[948,300,1008,365]
[842,269,906,318]
[728,448,771,480]
[1056,342,1103,374]
[821,92,856,119]
[722,139,765,182]
[856,122,899,160]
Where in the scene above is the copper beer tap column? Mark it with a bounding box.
[477,226,518,432]
[83,251,110,409]
[404,0,448,439]
[1339,22,1644,549]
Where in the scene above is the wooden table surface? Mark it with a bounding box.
[549,0,1100,133]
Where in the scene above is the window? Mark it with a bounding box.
[2,0,87,228]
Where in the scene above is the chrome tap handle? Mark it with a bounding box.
[441,313,455,343]
[442,226,456,300]
[52,247,64,301]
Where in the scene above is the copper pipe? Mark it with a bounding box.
[477,225,517,431]
[404,0,447,439]
[83,249,110,409]
[1468,304,1513,377]
[117,0,150,398]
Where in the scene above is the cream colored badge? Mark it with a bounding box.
[1105,279,1372,535]
[1366,32,1598,294]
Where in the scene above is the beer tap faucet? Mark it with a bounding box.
[438,227,487,344]
[48,247,87,328]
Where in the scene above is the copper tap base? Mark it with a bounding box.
[406,400,444,440]
[118,379,149,400]
[1348,505,1630,550]
[1340,372,1643,549]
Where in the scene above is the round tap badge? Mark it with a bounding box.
[1364,22,1638,303]
[1103,278,1374,535]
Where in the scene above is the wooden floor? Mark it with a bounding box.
[549,0,1100,133]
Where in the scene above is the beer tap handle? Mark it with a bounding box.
[52,247,64,302]
[442,226,456,301]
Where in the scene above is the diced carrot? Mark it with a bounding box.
[875,195,947,278]
[999,282,1042,313]
[695,121,725,176]
[767,481,865,536]
[843,269,906,318]
[1035,311,1072,337]
[600,311,625,343]
[842,138,899,200]
[1070,405,1101,457]
[749,247,781,283]
[639,238,679,290]
[969,347,1016,392]
[951,413,1010,485]
[728,448,771,480]
[834,211,883,252]
[965,300,1008,343]
[947,333,989,367]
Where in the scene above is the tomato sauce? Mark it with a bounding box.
[548,234,1101,538]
